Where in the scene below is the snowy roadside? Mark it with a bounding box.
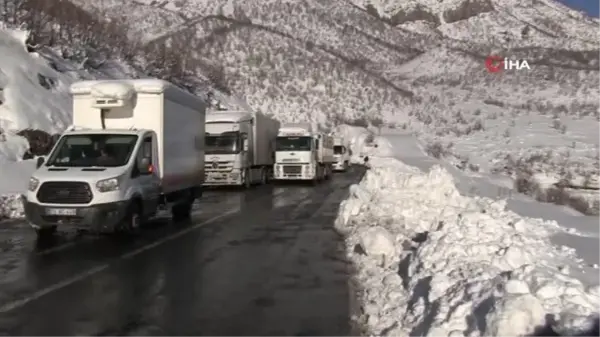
[0,159,34,221]
[0,194,24,220]
[335,141,599,336]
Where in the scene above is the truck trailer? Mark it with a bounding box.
[273,123,334,183]
[203,110,280,187]
[332,137,351,172]
[24,79,207,237]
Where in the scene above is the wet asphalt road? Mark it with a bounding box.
[0,166,365,336]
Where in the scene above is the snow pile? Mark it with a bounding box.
[0,28,75,219]
[336,146,599,336]
[0,194,24,220]
[0,28,74,142]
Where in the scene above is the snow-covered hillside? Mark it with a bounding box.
[65,0,599,214]
[0,29,73,161]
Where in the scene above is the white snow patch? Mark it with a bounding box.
[336,142,599,336]
[0,28,73,137]
[0,194,25,220]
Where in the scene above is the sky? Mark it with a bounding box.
[559,0,600,17]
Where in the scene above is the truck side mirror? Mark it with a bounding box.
[138,157,152,175]
[36,156,45,168]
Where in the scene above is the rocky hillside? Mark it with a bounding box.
[66,0,598,122]
[6,0,600,212]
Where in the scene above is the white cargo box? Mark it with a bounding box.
[206,110,280,166]
[317,133,335,164]
[69,79,207,193]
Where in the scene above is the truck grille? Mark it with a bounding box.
[283,165,302,174]
[205,161,233,171]
[37,181,93,204]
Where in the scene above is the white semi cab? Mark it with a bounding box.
[273,123,334,183]
[203,110,279,187]
[332,137,351,172]
[25,79,206,237]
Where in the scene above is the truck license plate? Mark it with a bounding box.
[45,208,77,216]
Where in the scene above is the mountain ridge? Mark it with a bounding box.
[2,0,598,213]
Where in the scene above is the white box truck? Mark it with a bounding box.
[24,79,206,237]
[203,110,279,188]
[332,137,351,172]
[273,123,334,183]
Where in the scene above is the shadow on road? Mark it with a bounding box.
[0,167,368,336]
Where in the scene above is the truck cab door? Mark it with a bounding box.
[134,134,160,216]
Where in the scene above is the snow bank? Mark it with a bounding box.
[0,28,74,139]
[0,194,24,220]
[336,142,599,336]
[0,27,77,219]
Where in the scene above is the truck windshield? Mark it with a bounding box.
[334,145,346,154]
[276,136,312,151]
[46,134,138,167]
[205,132,240,154]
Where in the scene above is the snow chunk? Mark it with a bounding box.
[358,227,396,259]
[338,152,599,336]
[485,293,546,336]
[0,194,24,220]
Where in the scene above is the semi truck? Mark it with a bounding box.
[203,110,280,188]
[24,79,207,237]
[332,137,351,172]
[273,123,334,183]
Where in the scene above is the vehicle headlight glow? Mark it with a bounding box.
[96,177,120,192]
[28,177,39,191]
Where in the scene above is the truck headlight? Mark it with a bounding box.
[28,177,39,191]
[96,177,120,192]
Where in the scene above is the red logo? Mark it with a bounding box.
[485,55,504,73]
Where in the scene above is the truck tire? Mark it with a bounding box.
[122,202,142,236]
[35,225,57,239]
[172,188,195,222]
[260,167,268,185]
[312,168,320,185]
[243,169,251,189]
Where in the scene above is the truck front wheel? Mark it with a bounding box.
[122,202,142,236]
[260,167,268,185]
[242,169,251,189]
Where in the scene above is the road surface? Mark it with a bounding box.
[0,167,366,335]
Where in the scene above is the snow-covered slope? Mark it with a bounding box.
[65,0,599,213]
[354,0,598,50]
[336,135,599,336]
[0,29,74,161]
